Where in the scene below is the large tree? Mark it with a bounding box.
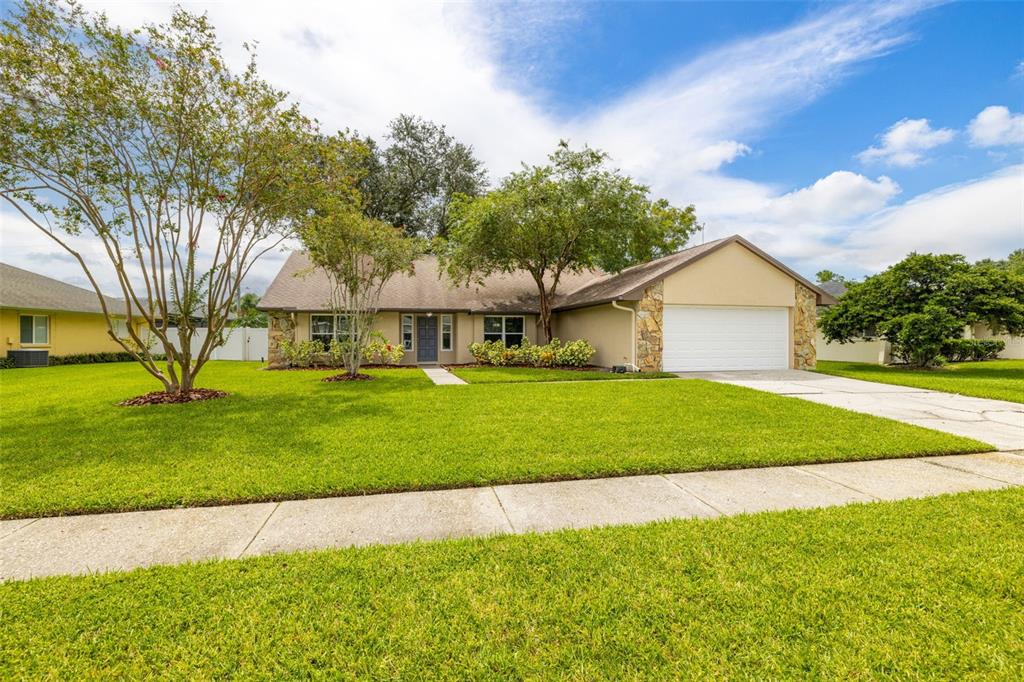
[358,114,487,239]
[820,252,1024,367]
[441,141,698,342]
[0,0,315,397]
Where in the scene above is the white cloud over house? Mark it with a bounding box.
[857,118,956,167]
[967,106,1024,147]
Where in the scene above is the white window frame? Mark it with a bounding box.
[440,314,453,351]
[19,314,49,345]
[310,314,352,348]
[482,315,525,346]
[401,314,414,351]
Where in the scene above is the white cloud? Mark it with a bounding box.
[765,171,900,223]
[967,105,1024,147]
[857,118,955,167]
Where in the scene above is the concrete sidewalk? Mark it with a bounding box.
[2,452,1021,582]
[682,370,1024,451]
[421,366,467,385]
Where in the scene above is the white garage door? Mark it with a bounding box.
[663,305,789,371]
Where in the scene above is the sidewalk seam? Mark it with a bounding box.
[659,475,726,516]
[794,466,881,501]
[490,487,517,534]
[238,502,281,558]
[0,518,39,543]
[919,458,1016,486]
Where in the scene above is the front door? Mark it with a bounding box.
[416,315,438,363]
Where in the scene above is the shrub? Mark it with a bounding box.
[0,356,15,369]
[941,338,1005,362]
[554,339,596,367]
[467,337,595,368]
[47,352,167,366]
[278,339,321,368]
[881,305,961,368]
[362,332,405,365]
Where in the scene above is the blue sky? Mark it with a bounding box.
[2,0,1022,293]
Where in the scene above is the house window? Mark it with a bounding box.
[310,314,351,350]
[401,314,414,351]
[483,315,524,347]
[441,314,453,351]
[113,319,129,338]
[19,315,49,345]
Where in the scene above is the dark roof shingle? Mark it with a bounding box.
[0,263,128,315]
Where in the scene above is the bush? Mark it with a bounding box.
[941,338,1005,362]
[362,332,405,365]
[47,352,166,366]
[466,337,595,368]
[554,339,596,367]
[0,356,15,369]
[881,305,961,368]
[278,339,321,368]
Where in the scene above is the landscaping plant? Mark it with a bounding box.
[467,338,596,368]
[441,141,697,342]
[820,252,1024,368]
[0,0,318,398]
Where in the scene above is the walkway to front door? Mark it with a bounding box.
[416,315,437,363]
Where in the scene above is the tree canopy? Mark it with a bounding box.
[820,252,1024,367]
[358,114,487,239]
[0,0,318,395]
[441,141,698,342]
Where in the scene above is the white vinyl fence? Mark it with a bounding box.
[163,326,268,361]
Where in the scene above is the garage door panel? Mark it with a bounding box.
[663,306,789,371]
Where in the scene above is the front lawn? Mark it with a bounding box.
[0,362,988,518]
[2,488,1021,678]
[816,359,1024,403]
[450,366,677,383]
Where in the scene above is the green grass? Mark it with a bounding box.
[2,489,1022,678]
[816,359,1024,403]
[0,362,988,519]
[450,366,678,383]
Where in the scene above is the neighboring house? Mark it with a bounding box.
[0,263,141,359]
[815,280,1024,362]
[259,235,835,372]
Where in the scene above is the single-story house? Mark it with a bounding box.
[815,280,1024,362]
[0,262,142,359]
[258,235,836,372]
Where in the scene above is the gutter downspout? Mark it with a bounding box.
[610,299,639,372]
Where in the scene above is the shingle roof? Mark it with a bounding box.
[258,235,836,313]
[0,262,128,315]
[817,280,847,300]
[257,252,600,314]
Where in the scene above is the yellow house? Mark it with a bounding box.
[0,263,141,360]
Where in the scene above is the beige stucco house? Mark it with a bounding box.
[258,235,835,372]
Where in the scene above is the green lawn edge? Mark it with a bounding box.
[815,359,1024,403]
[3,488,1022,678]
[450,366,678,383]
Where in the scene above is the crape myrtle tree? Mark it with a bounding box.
[440,141,698,343]
[0,0,316,397]
[295,135,425,379]
[358,114,487,239]
[819,252,1024,367]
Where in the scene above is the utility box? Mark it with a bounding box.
[8,350,49,368]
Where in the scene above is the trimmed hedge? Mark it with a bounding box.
[940,338,1005,363]
[468,338,596,368]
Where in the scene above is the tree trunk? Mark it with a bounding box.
[538,289,554,343]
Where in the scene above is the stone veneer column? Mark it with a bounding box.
[636,281,664,372]
[793,283,817,370]
[267,311,295,368]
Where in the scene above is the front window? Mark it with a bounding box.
[310,314,351,350]
[441,314,453,351]
[401,314,414,351]
[19,315,48,345]
[483,315,524,347]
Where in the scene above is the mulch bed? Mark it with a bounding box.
[322,373,374,382]
[118,388,228,407]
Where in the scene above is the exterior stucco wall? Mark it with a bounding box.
[815,332,891,364]
[971,323,1024,360]
[276,310,538,366]
[553,303,634,368]
[662,241,796,307]
[1,308,138,358]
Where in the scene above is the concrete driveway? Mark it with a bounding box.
[680,369,1024,451]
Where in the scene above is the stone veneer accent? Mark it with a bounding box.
[636,281,664,372]
[267,311,295,369]
[793,282,817,369]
